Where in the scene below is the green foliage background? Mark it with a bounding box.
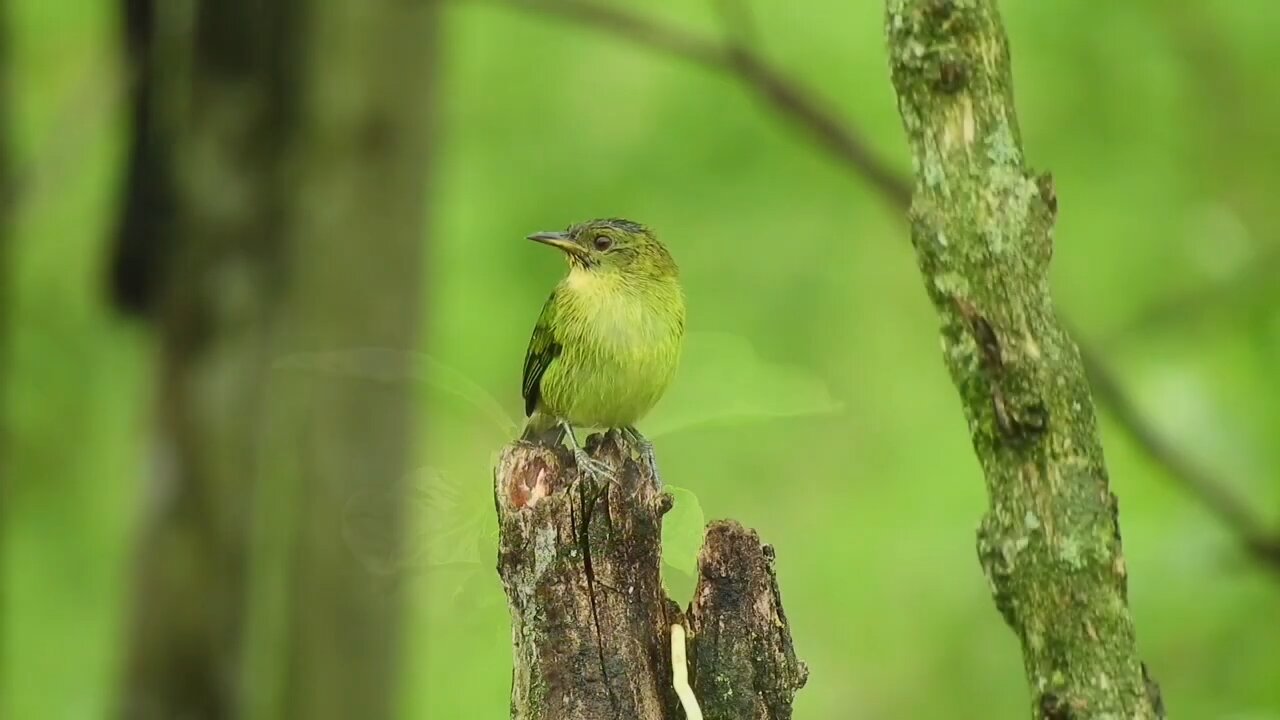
[4,1,1280,718]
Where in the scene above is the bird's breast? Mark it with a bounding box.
[561,271,684,352]
[546,273,685,427]
[568,275,675,351]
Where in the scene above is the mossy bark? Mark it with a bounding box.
[495,434,807,720]
[884,1,1162,718]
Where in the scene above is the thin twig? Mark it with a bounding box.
[1076,339,1280,570]
[1104,244,1280,344]
[472,0,912,208]
[472,0,1280,571]
[479,0,724,65]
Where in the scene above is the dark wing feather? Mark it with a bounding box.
[521,292,562,417]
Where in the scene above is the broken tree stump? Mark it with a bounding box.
[494,431,808,720]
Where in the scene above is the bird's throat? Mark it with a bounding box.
[560,267,683,348]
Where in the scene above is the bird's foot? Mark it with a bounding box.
[573,448,616,483]
[559,421,616,483]
[624,426,663,489]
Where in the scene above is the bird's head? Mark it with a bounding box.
[527,218,677,280]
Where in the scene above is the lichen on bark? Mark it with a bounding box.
[884,1,1162,717]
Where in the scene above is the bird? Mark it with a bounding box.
[520,218,686,482]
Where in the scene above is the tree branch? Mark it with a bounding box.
[471,0,1280,575]
[885,0,1160,715]
[474,0,912,209]
[1078,342,1280,569]
[1104,244,1280,343]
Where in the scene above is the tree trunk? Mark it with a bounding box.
[237,2,438,717]
[0,0,12,408]
[114,1,438,718]
[114,4,305,715]
[494,433,808,720]
[883,1,1163,717]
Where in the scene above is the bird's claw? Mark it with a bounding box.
[573,449,616,483]
[623,427,663,488]
[640,447,663,489]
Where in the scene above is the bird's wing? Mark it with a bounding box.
[521,291,563,417]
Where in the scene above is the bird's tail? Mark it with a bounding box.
[520,412,566,445]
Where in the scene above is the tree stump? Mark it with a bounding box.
[494,431,807,720]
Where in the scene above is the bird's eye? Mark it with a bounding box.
[592,235,613,251]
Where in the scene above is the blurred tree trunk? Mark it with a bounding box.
[113,1,439,718]
[0,0,11,402]
[0,1,13,693]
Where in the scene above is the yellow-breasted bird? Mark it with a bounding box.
[520,218,686,481]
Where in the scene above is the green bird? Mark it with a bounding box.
[520,218,686,481]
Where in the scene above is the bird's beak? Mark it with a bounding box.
[527,231,584,258]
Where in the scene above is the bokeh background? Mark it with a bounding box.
[4,0,1280,718]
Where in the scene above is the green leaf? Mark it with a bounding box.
[662,485,706,575]
[644,331,843,438]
